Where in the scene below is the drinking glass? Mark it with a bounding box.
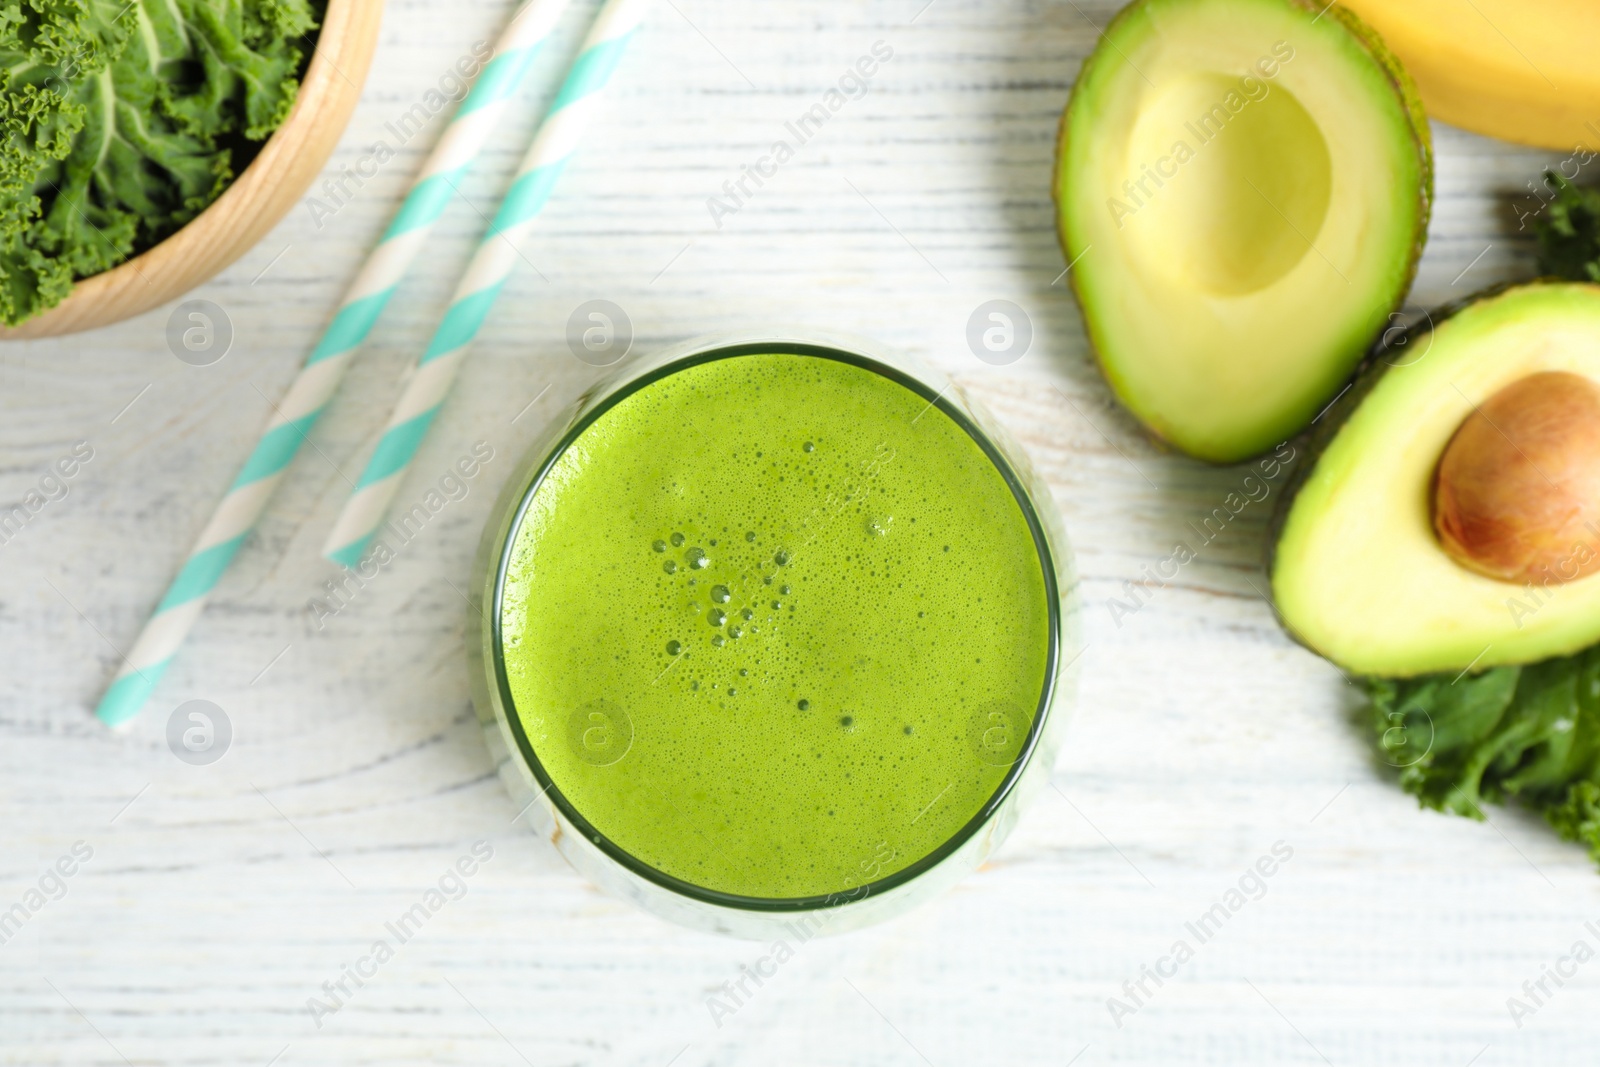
[468,330,1081,938]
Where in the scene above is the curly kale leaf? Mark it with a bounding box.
[0,0,316,326]
[1546,781,1600,864]
[1534,171,1600,284]
[1366,645,1600,867]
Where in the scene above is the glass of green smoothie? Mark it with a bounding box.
[469,332,1079,937]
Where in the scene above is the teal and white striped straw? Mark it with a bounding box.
[323,0,653,568]
[95,0,575,729]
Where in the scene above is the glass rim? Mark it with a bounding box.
[490,338,1063,913]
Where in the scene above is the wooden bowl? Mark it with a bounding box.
[0,0,385,340]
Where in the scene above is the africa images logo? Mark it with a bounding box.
[1105,41,1296,230]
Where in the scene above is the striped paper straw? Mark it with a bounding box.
[323,0,653,568]
[94,0,575,729]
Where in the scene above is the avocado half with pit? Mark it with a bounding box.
[1271,282,1600,677]
[1054,0,1432,464]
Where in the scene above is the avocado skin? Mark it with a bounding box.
[1262,279,1581,669]
[1051,0,1435,464]
[1303,0,1434,220]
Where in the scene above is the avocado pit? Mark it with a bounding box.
[1433,371,1600,584]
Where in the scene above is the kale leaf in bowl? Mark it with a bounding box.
[0,0,318,326]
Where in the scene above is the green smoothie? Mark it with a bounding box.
[499,349,1053,900]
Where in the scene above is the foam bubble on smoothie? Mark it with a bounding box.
[500,352,1051,899]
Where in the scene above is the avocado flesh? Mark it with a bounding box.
[1055,0,1430,463]
[1272,283,1600,677]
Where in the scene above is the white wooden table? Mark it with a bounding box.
[3,1,1593,1063]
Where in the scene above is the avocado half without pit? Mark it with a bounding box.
[1055,0,1432,464]
[1271,283,1600,678]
